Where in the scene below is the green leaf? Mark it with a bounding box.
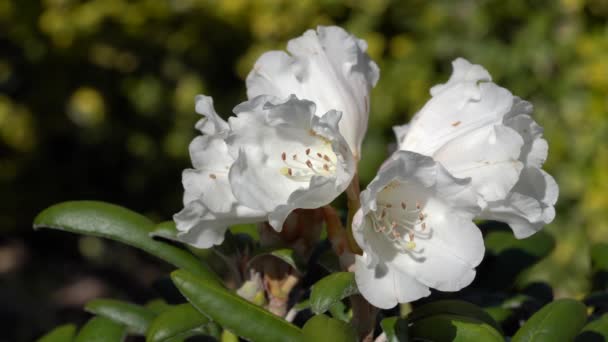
[408,314,503,342]
[33,201,218,284]
[248,247,306,273]
[328,301,350,323]
[149,221,180,241]
[310,272,359,314]
[146,299,172,314]
[576,314,608,341]
[75,316,127,342]
[146,303,210,342]
[302,315,356,342]
[408,300,502,333]
[85,299,157,335]
[171,269,302,342]
[380,317,409,342]
[512,299,587,342]
[37,324,77,342]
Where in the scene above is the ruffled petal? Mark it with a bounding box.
[399,59,514,156]
[194,95,229,135]
[246,26,379,156]
[481,168,558,238]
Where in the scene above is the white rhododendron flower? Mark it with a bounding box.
[352,151,485,309]
[246,25,379,158]
[174,94,355,248]
[394,58,558,238]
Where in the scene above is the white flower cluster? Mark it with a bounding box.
[174,26,558,309]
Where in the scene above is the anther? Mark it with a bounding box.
[306,160,314,169]
[306,148,311,155]
[209,174,217,179]
[323,164,329,171]
[281,152,286,161]
[401,202,406,210]
[386,204,392,208]
[418,212,425,221]
[292,154,297,160]
[380,209,386,219]
[416,201,421,209]
[317,152,323,158]
[287,168,293,176]
[421,222,427,230]
[323,155,331,162]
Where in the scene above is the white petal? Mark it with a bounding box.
[400,61,514,156]
[194,95,229,135]
[246,26,379,156]
[391,202,483,291]
[355,256,430,309]
[183,135,238,214]
[481,168,558,238]
[434,124,524,202]
[430,58,492,97]
[505,114,548,169]
[174,200,264,248]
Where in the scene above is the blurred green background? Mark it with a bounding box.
[1,0,607,340]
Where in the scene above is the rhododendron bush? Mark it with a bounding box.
[32,25,606,342]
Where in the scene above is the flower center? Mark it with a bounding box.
[279,145,337,181]
[370,199,431,253]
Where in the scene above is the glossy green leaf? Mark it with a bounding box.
[512,299,587,342]
[75,316,127,342]
[302,315,356,342]
[380,317,409,342]
[408,299,502,333]
[85,299,157,335]
[409,314,503,342]
[310,272,359,314]
[146,303,210,342]
[146,299,172,314]
[248,247,306,273]
[37,324,77,342]
[33,201,218,284]
[149,221,180,241]
[484,306,513,325]
[576,314,608,341]
[171,269,302,342]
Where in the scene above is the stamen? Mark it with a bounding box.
[323,164,329,171]
[316,152,323,158]
[305,148,311,155]
[209,174,217,179]
[288,168,293,176]
[306,160,313,169]
[292,154,297,160]
[323,155,331,162]
[418,212,425,221]
[281,152,286,161]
